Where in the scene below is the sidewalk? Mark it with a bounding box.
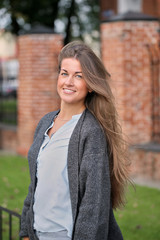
[132,176,160,190]
[0,149,17,155]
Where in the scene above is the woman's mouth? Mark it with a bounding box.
[63,88,76,94]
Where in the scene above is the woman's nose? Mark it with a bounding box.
[65,75,74,85]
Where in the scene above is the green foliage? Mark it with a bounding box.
[0,0,100,43]
[0,0,59,33]
[1,154,159,240]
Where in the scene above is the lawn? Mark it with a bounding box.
[0,154,29,240]
[115,185,160,240]
[0,154,160,240]
[0,99,17,125]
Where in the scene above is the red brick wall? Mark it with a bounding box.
[130,147,160,181]
[100,0,117,20]
[101,20,159,145]
[17,34,63,156]
[143,0,160,17]
[100,0,160,18]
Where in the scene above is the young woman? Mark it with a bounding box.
[20,41,130,240]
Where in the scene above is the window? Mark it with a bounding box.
[118,0,142,14]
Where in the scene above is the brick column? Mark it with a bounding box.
[101,14,159,144]
[143,0,160,18]
[17,33,63,156]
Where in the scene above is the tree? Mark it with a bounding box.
[0,0,59,33]
[0,0,100,44]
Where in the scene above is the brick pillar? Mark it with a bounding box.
[143,0,160,18]
[100,0,117,21]
[101,14,159,144]
[17,33,63,156]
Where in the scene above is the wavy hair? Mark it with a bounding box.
[58,41,130,209]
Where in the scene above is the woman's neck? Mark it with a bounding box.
[59,103,86,119]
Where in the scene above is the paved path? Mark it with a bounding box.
[132,176,160,190]
[0,150,17,155]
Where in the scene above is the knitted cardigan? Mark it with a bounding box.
[20,108,123,240]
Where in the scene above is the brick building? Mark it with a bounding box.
[17,30,63,155]
[100,1,160,182]
[100,0,160,20]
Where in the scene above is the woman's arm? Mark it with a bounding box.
[73,128,111,240]
[20,114,52,238]
[19,184,32,238]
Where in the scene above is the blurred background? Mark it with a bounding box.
[0,0,160,239]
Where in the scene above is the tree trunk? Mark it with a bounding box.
[64,0,75,44]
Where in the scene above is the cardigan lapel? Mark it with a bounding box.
[30,110,59,189]
[67,109,86,225]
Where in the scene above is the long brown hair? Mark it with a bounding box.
[58,41,130,209]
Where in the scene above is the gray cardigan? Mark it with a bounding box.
[20,109,123,240]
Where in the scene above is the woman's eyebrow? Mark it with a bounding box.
[61,69,82,74]
[61,69,68,72]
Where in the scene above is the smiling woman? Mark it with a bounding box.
[57,58,89,110]
[20,41,130,240]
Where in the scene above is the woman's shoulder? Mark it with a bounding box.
[79,109,106,142]
[37,110,59,128]
[40,110,59,123]
[82,109,103,132]
[34,110,59,138]
[76,109,107,155]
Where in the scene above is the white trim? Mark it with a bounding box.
[118,0,142,14]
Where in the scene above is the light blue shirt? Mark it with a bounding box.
[33,113,82,238]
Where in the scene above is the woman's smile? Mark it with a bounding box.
[63,88,76,94]
[57,58,89,107]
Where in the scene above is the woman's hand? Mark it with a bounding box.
[23,238,29,240]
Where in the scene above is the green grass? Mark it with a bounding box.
[0,154,160,240]
[0,99,17,111]
[0,154,29,213]
[0,154,29,240]
[0,99,17,125]
[115,185,160,240]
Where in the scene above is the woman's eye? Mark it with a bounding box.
[61,72,68,76]
[76,75,82,79]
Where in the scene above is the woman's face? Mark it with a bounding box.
[57,58,89,107]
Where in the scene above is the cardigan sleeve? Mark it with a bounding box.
[73,127,111,240]
[19,184,32,237]
[19,116,44,237]
[20,111,57,238]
